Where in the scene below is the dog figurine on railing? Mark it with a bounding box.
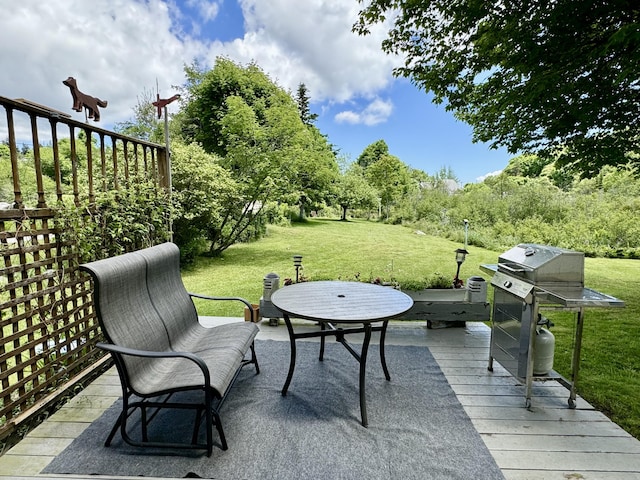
[62,76,108,122]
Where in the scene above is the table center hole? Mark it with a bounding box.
[337,294,346,298]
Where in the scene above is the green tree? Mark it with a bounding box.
[504,154,551,178]
[170,142,238,261]
[366,153,412,219]
[175,58,339,254]
[215,91,336,251]
[289,126,340,219]
[355,1,640,177]
[356,139,389,169]
[334,163,378,220]
[295,83,318,125]
[177,58,284,157]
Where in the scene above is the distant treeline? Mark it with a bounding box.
[389,161,640,259]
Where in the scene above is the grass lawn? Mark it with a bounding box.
[181,218,640,440]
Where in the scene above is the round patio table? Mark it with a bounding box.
[270,281,413,427]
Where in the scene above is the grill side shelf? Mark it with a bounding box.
[534,287,626,308]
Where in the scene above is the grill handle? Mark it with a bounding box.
[499,263,533,274]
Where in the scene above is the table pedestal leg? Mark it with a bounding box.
[379,320,390,381]
[281,316,388,427]
[319,322,325,361]
[281,313,296,396]
[359,323,372,427]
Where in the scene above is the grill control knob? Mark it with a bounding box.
[503,280,513,288]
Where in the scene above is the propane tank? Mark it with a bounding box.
[533,323,555,376]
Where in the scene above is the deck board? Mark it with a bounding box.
[483,434,640,453]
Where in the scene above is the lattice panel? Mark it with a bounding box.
[0,95,168,443]
[0,212,103,436]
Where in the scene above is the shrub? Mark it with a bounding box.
[56,179,172,263]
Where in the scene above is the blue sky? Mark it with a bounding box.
[0,0,514,184]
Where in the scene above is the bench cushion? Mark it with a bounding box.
[137,243,258,357]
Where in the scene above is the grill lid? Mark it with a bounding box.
[481,244,625,308]
[497,243,584,286]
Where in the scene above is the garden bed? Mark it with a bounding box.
[397,289,490,328]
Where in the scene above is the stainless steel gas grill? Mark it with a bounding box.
[481,244,624,408]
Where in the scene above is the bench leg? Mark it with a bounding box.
[213,409,228,451]
[105,411,123,447]
[250,342,260,374]
[106,392,131,447]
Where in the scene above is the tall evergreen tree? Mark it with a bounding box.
[295,83,318,125]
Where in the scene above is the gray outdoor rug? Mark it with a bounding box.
[43,339,505,479]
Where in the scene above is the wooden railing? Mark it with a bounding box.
[0,95,168,445]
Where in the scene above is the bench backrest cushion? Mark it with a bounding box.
[137,242,206,350]
[81,250,173,391]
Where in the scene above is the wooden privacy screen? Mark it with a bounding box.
[0,96,168,442]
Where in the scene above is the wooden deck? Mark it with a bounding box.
[1,320,640,479]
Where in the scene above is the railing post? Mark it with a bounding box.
[122,139,130,182]
[85,128,94,203]
[99,132,107,192]
[69,125,80,207]
[143,145,149,175]
[111,135,119,190]
[50,119,63,203]
[157,147,170,190]
[6,107,23,208]
[29,113,47,208]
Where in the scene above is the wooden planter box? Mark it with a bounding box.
[397,289,490,328]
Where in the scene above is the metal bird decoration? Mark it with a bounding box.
[152,93,180,119]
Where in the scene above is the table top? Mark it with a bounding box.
[270,281,414,323]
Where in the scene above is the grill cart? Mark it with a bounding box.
[481,244,624,408]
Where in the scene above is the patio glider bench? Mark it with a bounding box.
[81,242,260,456]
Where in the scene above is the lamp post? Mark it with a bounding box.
[463,219,469,250]
[454,248,468,288]
[293,255,303,283]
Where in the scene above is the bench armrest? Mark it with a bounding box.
[96,342,211,388]
[189,293,254,312]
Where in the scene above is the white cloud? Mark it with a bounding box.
[335,98,393,126]
[0,0,399,137]
[190,0,221,22]
[0,0,206,130]
[226,0,399,101]
[476,170,503,182]
[334,110,360,124]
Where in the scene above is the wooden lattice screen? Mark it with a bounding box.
[0,96,168,444]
